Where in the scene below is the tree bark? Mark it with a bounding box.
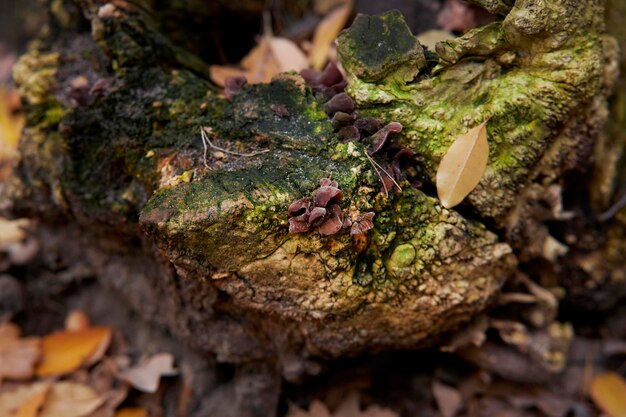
[4,0,626,415]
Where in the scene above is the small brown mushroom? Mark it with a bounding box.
[288,197,312,220]
[319,178,338,188]
[337,125,361,142]
[308,207,327,227]
[354,117,382,136]
[313,186,343,207]
[224,76,247,100]
[331,112,355,130]
[368,122,403,155]
[324,93,355,116]
[319,205,343,235]
[350,212,375,236]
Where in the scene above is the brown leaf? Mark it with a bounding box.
[0,323,41,381]
[36,327,112,377]
[119,353,178,393]
[0,382,50,417]
[436,121,489,208]
[310,4,352,70]
[210,36,308,87]
[432,381,462,417]
[589,372,626,417]
[39,381,105,417]
[16,384,50,417]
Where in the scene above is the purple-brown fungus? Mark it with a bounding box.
[319,204,344,235]
[224,76,247,100]
[324,93,355,116]
[350,212,375,236]
[313,185,344,207]
[354,117,382,136]
[287,178,374,237]
[368,122,403,155]
[337,125,360,142]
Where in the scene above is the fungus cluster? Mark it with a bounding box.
[288,178,375,236]
[300,64,426,193]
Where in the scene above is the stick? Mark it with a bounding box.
[200,127,269,168]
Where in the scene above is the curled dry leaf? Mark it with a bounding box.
[119,353,178,393]
[0,382,50,417]
[16,383,50,417]
[310,4,352,70]
[436,121,489,208]
[36,327,112,377]
[589,372,626,417]
[0,323,41,381]
[210,36,308,87]
[39,381,104,417]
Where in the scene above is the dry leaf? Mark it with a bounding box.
[436,121,489,208]
[16,384,50,417]
[0,382,50,417]
[287,394,398,417]
[36,327,112,377]
[65,310,91,332]
[119,353,178,393]
[39,381,104,417]
[310,4,352,70]
[115,407,149,417]
[210,36,308,87]
[0,323,41,381]
[589,372,626,417]
[432,381,462,417]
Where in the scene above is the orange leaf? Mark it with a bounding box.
[590,372,626,417]
[436,121,489,208]
[0,323,41,381]
[310,4,352,70]
[210,36,308,87]
[0,382,50,417]
[36,327,112,377]
[115,407,149,417]
[16,384,51,417]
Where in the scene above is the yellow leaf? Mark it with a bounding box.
[16,384,50,417]
[210,36,308,87]
[0,323,41,381]
[436,121,489,209]
[36,327,112,377]
[39,382,104,417]
[590,372,626,417]
[310,4,352,70]
[0,382,50,417]
[119,353,178,393]
[115,407,149,417]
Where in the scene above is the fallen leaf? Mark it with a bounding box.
[65,310,91,332]
[0,323,41,381]
[36,327,112,377]
[115,407,149,417]
[210,36,308,87]
[119,353,178,393]
[310,4,352,70]
[39,381,104,417]
[436,121,489,208]
[589,372,626,417]
[0,382,50,417]
[432,381,463,417]
[16,384,50,417]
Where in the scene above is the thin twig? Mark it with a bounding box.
[597,191,626,223]
[200,127,269,168]
[364,151,402,197]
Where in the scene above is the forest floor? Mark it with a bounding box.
[1,1,626,416]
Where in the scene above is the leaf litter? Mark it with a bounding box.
[0,311,176,417]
